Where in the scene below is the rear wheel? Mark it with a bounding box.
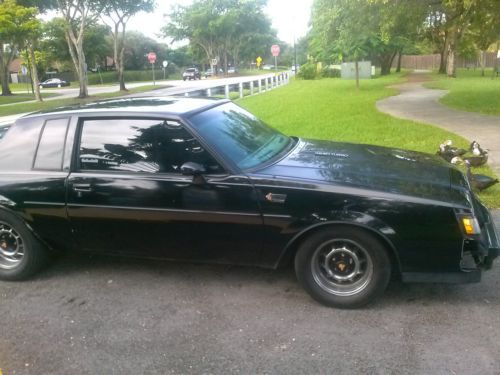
[295,227,391,308]
[0,211,49,281]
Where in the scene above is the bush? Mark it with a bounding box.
[321,67,341,78]
[297,63,317,80]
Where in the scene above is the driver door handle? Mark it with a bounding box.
[73,183,93,193]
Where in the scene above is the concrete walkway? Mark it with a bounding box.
[377,71,500,176]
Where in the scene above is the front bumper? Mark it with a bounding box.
[474,200,500,267]
[402,200,498,284]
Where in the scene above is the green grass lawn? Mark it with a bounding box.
[0,92,60,105]
[424,69,500,115]
[238,75,499,207]
[0,84,170,117]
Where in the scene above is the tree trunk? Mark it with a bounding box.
[479,50,485,77]
[0,44,13,96]
[446,29,457,78]
[117,22,126,91]
[438,33,449,74]
[380,60,389,75]
[355,60,359,89]
[113,23,120,88]
[63,23,88,98]
[224,52,228,77]
[28,44,42,102]
[379,51,397,76]
[396,51,403,73]
[493,43,499,80]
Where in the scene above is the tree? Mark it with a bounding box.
[424,0,487,77]
[123,31,167,70]
[18,0,57,101]
[165,1,221,73]
[41,17,112,76]
[164,0,276,74]
[0,0,40,96]
[311,0,428,78]
[310,0,373,86]
[441,0,478,77]
[56,0,101,98]
[100,0,154,91]
[467,0,500,76]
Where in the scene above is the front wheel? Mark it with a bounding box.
[295,227,391,308]
[0,211,49,281]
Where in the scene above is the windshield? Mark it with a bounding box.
[189,103,292,170]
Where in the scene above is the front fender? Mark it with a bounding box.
[274,210,401,270]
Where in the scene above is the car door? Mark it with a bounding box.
[66,116,264,266]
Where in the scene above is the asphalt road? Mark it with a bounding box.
[0,213,499,375]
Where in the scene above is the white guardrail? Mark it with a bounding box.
[184,71,292,99]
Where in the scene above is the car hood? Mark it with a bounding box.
[256,138,469,206]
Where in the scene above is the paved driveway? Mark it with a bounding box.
[0,213,499,375]
[376,71,500,176]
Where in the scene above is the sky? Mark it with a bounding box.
[127,0,314,46]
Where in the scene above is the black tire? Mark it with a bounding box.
[295,227,391,309]
[0,210,49,281]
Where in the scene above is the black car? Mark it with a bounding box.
[0,97,498,308]
[182,68,201,81]
[39,78,70,88]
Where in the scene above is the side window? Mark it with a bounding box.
[79,118,224,174]
[0,125,10,141]
[33,118,70,170]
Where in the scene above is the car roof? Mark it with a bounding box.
[20,96,229,120]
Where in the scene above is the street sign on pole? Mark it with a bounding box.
[147,52,157,64]
[147,52,157,85]
[271,45,280,57]
[271,45,280,71]
[162,61,168,80]
[256,56,262,68]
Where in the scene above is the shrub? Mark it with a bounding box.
[321,67,341,78]
[297,62,317,80]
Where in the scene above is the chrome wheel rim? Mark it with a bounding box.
[0,222,25,270]
[311,238,373,296]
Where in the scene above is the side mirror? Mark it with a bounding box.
[180,162,206,176]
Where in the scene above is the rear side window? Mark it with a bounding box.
[79,118,223,174]
[33,118,70,170]
[0,125,10,140]
[0,120,44,171]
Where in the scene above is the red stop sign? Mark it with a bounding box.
[147,52,157,64]
[271,45,280,57]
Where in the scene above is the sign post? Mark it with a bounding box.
[162,60,168,80]
[271,45,280,72]
[147,52,157,85]
[21,65,29,93]
[211,58,218,76]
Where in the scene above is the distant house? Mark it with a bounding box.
[8,58,26,84]
[8,58,24,73]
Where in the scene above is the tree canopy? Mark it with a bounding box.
[308,0,500,78]
[163,0,277,72]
